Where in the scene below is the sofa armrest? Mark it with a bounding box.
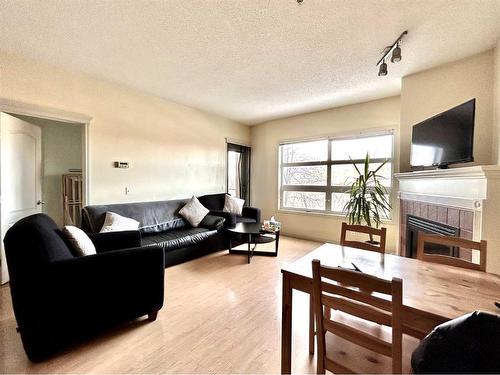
[48,246,164,318]
[87,230,141,253]
[209,210,236,227]
[242,206,261,223]
[199,214,225,230]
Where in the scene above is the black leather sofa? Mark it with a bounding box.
[411,311,500,373]
[81,193,261,267]
[3,214,164,361]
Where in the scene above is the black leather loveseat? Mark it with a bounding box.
[81,193,261,267]
[3,214,164,361]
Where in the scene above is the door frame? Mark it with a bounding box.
[0,99,92,284]
[225,138,251,204]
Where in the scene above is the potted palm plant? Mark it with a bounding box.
[343,153,391,243]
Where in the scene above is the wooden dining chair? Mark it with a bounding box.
[417,232,487,271]
[340,222,387,254]
[312,259,403,374]
[309,222,387,354]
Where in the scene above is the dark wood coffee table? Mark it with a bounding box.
[226,222,280,264]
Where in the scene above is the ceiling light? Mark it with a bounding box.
[391,42,402,63]
[376,30,408,76]
[378,60,388,76]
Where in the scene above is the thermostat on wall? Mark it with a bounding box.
[114,161,129,169]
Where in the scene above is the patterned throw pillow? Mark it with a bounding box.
[62,225,97,256]
[179,196,209,227]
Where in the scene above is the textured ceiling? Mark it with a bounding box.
[0,0,499,124]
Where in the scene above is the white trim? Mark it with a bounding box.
[0,98,92,124]
[0,100,92,208]
[399,192,483,212]
[225,137,251,148]
[277,208,396,225]
[278,127,395,146]
[395,165,500,180]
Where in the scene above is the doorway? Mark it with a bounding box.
[227,142,251,204]
[0,112,87,284]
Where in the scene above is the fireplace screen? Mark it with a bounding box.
[406,215,459,258]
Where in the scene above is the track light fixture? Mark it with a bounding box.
[378,59,388,76]
[391,41,402,63]
[377,30,408,76]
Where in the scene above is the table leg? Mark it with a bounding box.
[248,233,251,264]
[281,273,292,374]
[275,230,280,256]
[309,294,315,354]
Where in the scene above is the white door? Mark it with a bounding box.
[0,113,42,284]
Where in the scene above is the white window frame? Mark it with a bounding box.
[278,131,394,215]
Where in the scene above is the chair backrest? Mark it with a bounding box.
[417,232,487,272]
[340,222,387,254]
[3,214,74,330]
[312,259,402,374]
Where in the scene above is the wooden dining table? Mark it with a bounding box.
[281,243,500,374]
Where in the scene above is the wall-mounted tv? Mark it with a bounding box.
[410,99,475,169]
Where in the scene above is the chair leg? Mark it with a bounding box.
[148,310,158,322]
[309,295,315,355]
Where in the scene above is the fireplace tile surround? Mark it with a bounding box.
[400,200,473,259]
[395,165,500,274]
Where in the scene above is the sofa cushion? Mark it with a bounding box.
[82,199,190,234]
[199,214,225,230]
[141,227,218,252]
[198,193,225,211]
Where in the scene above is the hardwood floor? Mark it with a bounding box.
[0,236,419,373]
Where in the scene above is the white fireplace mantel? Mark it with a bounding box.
[395,165,500,208]
[395,165,500,274]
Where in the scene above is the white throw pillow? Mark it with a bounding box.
[100,212,140,233]
[179,196,209,227]
[62,225,97,257]
[223,194,245,216]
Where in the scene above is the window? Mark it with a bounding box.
[227,143,251,203]
[279,133,393,214]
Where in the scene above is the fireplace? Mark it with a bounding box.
[395,166,500,274]
[405,215,459,258]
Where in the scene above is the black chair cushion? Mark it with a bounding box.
[411,311,500,373]
[141,227,218,252]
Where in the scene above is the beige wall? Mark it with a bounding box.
[494,40,500,163]
[0,52,250,205]
[400,50,495,172]
[250,96,401,252]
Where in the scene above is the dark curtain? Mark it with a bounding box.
[227,143,251,205]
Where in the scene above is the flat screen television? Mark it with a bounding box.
[410,99,475,169]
